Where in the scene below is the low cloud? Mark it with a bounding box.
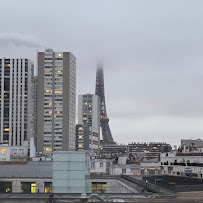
[0,33,44,48]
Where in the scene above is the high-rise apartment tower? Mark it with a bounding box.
[37,49,76,152]
[77,94,100,150]
[0,58,35,146]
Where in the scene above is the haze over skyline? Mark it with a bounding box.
[0,0,203,146]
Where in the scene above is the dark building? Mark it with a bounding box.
[128,142,171,154]
[128,142,172,161]
[99,144,127,158]
[75,124,91,151]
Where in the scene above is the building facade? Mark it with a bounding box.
[0,58,35,146]
[128,142,172,161]
[37,49,76,152]
[161,151,203,178]
[77,94,100,151]
[75,124,91,151]
[181,139,203,153]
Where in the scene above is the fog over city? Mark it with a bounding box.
[0,0,203,146]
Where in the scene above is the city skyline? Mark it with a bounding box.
[0,0,203,146]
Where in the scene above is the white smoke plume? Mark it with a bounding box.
[0,33,44,48]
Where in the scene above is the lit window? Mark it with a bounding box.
[79,127,83,129]
[79,136,83,139]
[4,128,9,132]
[6,187,11,193]
[45,70,50,73]
[85,102,87,105]
[44,183,52,193]
[78,144,83,147]
[45,90,52,93]
[49,111,52,114]
[58,70,62,73]
[55,91,62,94]
[57,111,60,114]
[49,103,52,105]
[58,54,62,56]
[31,183,36,193]
[2,149,6,154]
[44,148,51,151]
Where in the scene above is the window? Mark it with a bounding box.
[91,162,95,169]
[21,182,36,193]
[92,183,107,193]
[0,182,12,193]
[55,90,62,94]
[1,149,6,154]
[100,162,103,168]
[4,78,10,91]
[122,169,126,174]
[44,182,52,193]
[31,183,36,193]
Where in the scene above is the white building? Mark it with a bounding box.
[77,94,100,150]
[161,152,203,178]
[37,49,76,152]
[90,158,108,174]
[109,156,161,176]
[0,58,35,147]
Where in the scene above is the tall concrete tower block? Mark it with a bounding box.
[37,49,76,152]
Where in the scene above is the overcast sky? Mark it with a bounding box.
[1,0,203,147]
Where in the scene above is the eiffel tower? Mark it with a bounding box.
[95,63,115,144]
